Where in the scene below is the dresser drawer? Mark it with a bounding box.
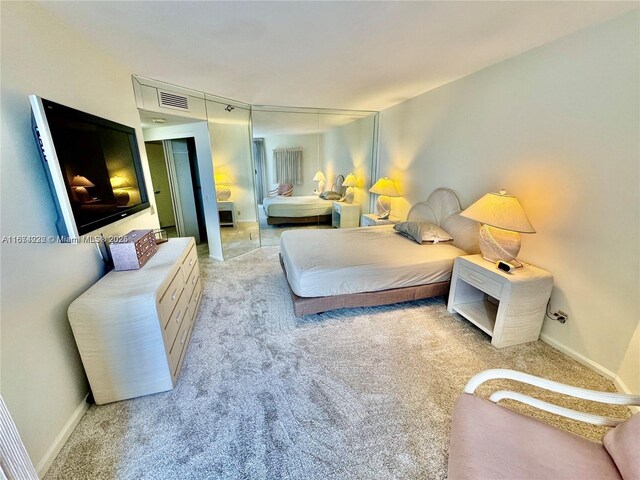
[184,262,200,305]
[182,244,197,282]
[158,267,184,324]
[163,288,189,350]
[189,275,202,310]
[169,304,192,375]
[458,264,503,298]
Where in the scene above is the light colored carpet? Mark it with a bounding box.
[45,247,629,480]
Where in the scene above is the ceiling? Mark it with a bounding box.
[41,1,637,111]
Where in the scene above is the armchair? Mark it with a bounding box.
[448,369,640,479]
[267,183,293,197]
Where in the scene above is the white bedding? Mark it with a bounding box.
[263,195,333,218]
[280,225,467,297]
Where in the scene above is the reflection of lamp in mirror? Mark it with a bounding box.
[110,175,133,206]
[71,175,95,203]
[460,189,535,265]
[342,173,357,204]
[214,172,232,201]
[369,177,400,219]
[313,171,327,194]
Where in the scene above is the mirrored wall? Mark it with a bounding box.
[133,75,378,261]
[252,106,378,246]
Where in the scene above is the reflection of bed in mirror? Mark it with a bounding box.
[279,188,480,316]
[262,175,346,226]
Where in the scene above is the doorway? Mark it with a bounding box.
[145,138,206,242]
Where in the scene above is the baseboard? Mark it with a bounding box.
[540,334,639,413]
[540,333,617,380]
[36,394,89,477]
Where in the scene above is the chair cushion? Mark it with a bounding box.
[603,413,640,479]
[448,394,622,480]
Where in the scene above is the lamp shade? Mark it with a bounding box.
[369,177,400,197]
[71,175,94,188]
[342,174,358,187]
[214,172,231,185]
[461,191,535,233]
[312,171,327,182]
[110,175,132,189]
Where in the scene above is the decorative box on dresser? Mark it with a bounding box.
[68,237,203,404]
[447,255,553,348]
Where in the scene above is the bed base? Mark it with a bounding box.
[279,254,450,317]
[267,214,331,226]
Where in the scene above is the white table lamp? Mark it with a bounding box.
[460,190,535,264]
[214,172,232,201]
[369,177,401,218]
[313,171,327,193]
[342,173,357,203]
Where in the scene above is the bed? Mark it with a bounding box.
[262,175,345,225]
[279,188,480,316]
[262,195,334,225]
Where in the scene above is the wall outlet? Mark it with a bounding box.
[550,310,569,324]
[237,210,241,217]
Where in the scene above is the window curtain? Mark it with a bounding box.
[253,138,268,200]
[273,148,303,185]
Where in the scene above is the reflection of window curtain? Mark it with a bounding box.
[273,148,303,185]
[253,138,268,200]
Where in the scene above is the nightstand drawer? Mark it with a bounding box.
[457,264,502,298]
[333,202,342,213]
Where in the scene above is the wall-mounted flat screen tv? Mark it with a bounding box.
[30,95,150,238]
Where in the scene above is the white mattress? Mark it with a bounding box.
[263,195,333,218]
[280,225,467,297]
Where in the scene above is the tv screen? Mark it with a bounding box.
[30,96,150,238]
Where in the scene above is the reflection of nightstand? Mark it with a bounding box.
[447,255,553,348]
[361,213,400,226]
[217,201,236,227]
[332,202,360,228]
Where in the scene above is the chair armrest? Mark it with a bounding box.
[464,369,640,425]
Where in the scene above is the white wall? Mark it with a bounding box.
[0,2,159,474]
[376,11,639,391]
[263,133,319,197]
[322,115,376,208]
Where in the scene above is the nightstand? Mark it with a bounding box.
[332,202,360,228]
[447,255,553,348]
[361,213,400,226]
[217,201,236,227]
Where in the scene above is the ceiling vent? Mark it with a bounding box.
[158,90,189,111]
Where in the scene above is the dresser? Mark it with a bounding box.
[68,237,203,404]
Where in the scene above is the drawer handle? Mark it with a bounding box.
[192,277,197,284]
[195,293,200,302]
[180,330,188,345]
[171,289,178,301]
[175,310,182,323]
[189,258,194,266]
[468,273,485,284]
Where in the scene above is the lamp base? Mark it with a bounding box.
[478,224,521,263]
[343,186,355,204]
[375,196,391,217]
[216,186,231,201]
[317,180,326,193]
